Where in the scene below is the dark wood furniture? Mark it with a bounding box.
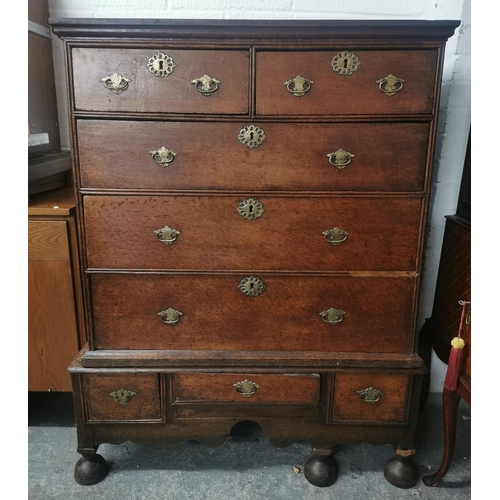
[50,19,459,488]
[421,129,471,486]
[28,187,85,391]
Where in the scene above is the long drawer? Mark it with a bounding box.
[256,50,438,115]
[84,195,422,272]
[77,120,429,192]
[90,273,416,352]
[72,48,250,114]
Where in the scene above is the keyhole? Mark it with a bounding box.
[249,132,254,140]
[248,205,253,213]
[343,58,349,68]
[249,283,254,289]
[159,60,164,70]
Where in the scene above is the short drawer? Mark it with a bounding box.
[83,373,162,422]
[90,274,415,353]
[72,48,249,114]
[256,50,438,115]
[174,373,320,404]
[83,195,422,272]
[330,373,409,423]
[77,120,429,192]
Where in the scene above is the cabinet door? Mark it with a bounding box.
[28,220,80,391]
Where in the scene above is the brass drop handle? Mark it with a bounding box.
[320,307,346,325]
[191,74,221,96]
[322,227,348,246]
[327,149,355,169]
[154,226,180,245]
[109,388,136,407]
[284,75,314,97]
[100,73,131,94]
[149,147,178,168]
[157,307,183,325]
[233,379,260,398]
[376,74,405,96]
[356,387,384,404]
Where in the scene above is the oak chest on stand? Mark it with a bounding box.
[50,19,459,488]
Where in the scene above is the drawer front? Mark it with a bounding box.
[84,195,421,272]
[331,373,408,423]
[84,373,162,422]
[72,48,249,114]
[174,373,320,404]
[78,120,429,192]
[256,50,438,115]
[90,274,415,352]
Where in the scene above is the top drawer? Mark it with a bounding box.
[256,50,438,116]
[72,48,250,114]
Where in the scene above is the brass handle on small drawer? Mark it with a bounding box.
[109,388,136,407]
[154,226,180,245]
[356,387,384,404]
[233,379,260,398]
[327,149,355,169]
[191,74,221,96]
[284,75,314,97]
[100,73,131,94]
[319,307,346,325]
[149,147,178,168]
[322,227,348,246]
[376,74,405,96]
[157,307,183,325]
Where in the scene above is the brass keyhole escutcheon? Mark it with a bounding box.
[147,52,176,78]
[237,125,266,149]
[238,276,266,297]
[236,198,265,220]
[330,51,360,76]
[109,388,136,407]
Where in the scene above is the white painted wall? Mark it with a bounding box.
[48,0,471,393]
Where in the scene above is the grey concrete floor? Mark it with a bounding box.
[28,393,470,499]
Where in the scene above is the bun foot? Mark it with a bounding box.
[384,456,419,489]
[304,454,337,487]
[74,453,108,485]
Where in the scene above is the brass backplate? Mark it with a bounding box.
[331,52,360,76]
[237,125,266,149]
[238,276,265,296]
[236,198,265,220]
[147,52,176,78]
[109,388,137,407]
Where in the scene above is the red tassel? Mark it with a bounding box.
[443,300,469,392]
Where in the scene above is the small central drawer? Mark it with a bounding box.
[174,373,320,404]
[72,48,250,114]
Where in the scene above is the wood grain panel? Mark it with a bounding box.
[28,258,80,391]
[84,373,161,422]
[332,373,408,422]
[90,274,416,352]
[256,50,438,115]
[84,195,421,272]
[77,120,429,192]
[28,221,69,259]
[174,373,320,404]
[72,49,249,114]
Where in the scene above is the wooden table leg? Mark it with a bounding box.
[422,387,462,486]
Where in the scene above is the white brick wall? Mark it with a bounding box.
[48,0,471,393]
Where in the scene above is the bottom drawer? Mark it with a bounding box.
[172,373,321,419]
[84,373,163,423]
[330,373,409,423]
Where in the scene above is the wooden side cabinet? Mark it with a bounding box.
[28,186,84,391]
